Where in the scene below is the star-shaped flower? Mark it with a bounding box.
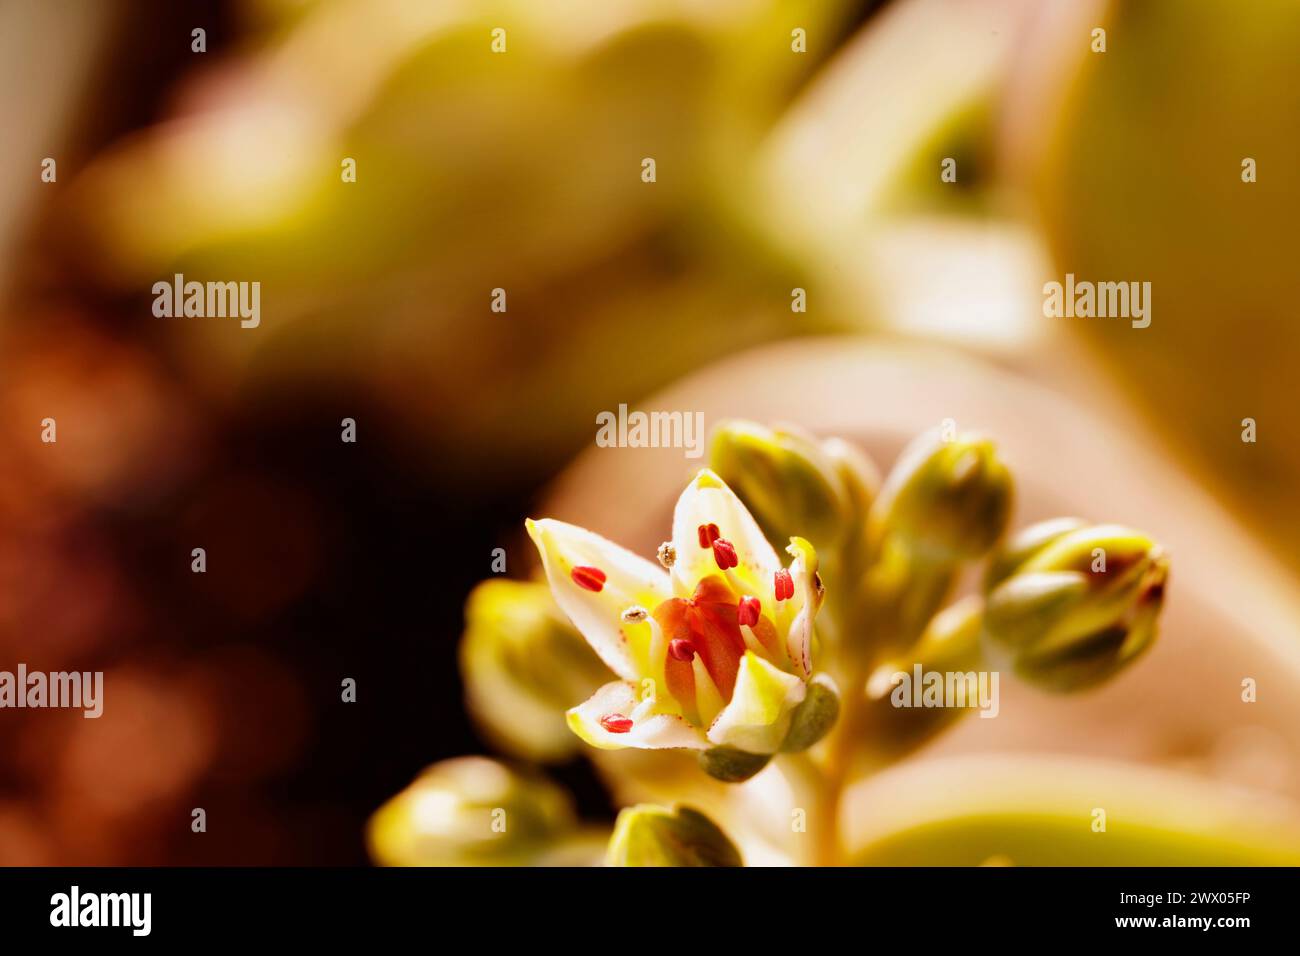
[526,470,824,755]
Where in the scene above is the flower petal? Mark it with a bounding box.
[567,681,710,751]
[671,469,781,597]
[781,536,821,680]
[527,518,672,681]
[706,651,807,755]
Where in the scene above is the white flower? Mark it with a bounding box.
[526,470,824,755]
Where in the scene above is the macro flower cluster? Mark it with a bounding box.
[527,470,828,768]
[371,422,1169,867]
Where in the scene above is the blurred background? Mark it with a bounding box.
[2,0,1298,865]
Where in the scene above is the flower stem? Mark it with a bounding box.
[810,654,867,866]
[804,545,875,866]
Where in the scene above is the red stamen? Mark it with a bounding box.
[571,566,607,592]
[697,523,721,548]
[737,595,761,628]
[599,714,633,733]
[712,538,738,570]
[668,638,697,662]
[775,568,794,601]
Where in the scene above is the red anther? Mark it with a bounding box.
[737,596,761,628]
[774,568,794,601]
[599,714,633,733]
[571,566,607,592]
[712,538,738,570]
[697,523,721,548]
[668,638,697,662]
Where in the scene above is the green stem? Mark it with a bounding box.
[815,630,879,866]
[805,547,873,867]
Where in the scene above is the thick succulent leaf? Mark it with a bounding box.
[847,754,1300,866]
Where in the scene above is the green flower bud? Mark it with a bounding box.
[460,579,610,761]
[709,420,852,549]
[367,757,576,866]
[780,675,841,752]
[822,436,881,524]
[870,429,1013,563]
[697,745,771,783]
[823,435,881,560]
[862,533,960,654]
[983,517,1087,590]
[861,596,985,759]
[606,804,742,867]
[982,524,1169,692]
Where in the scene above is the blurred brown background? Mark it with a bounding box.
[2,0,1298,864]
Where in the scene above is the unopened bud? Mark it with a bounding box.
[367,757,575,866]
[984,516,1087,590]
[870,430,1013,563]
[709,420,853,549]
[862,596,986,759]
[460,579,609,760]
[605,804,742,867]
[982,524,1169,691]
[822,436,881,523]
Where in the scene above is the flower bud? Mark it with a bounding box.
[982,524,1169,691]
[822,436,881,523]
[367,757,576,866]
[605,804,742,867]
[460,579,610,761]
[861,596,986,759]
[709,420,851,549]
[823,436,881,559]
[780,675,841,752]
[861,534,960,654]
[983,516,1087,590]
[870,429,1013,563]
